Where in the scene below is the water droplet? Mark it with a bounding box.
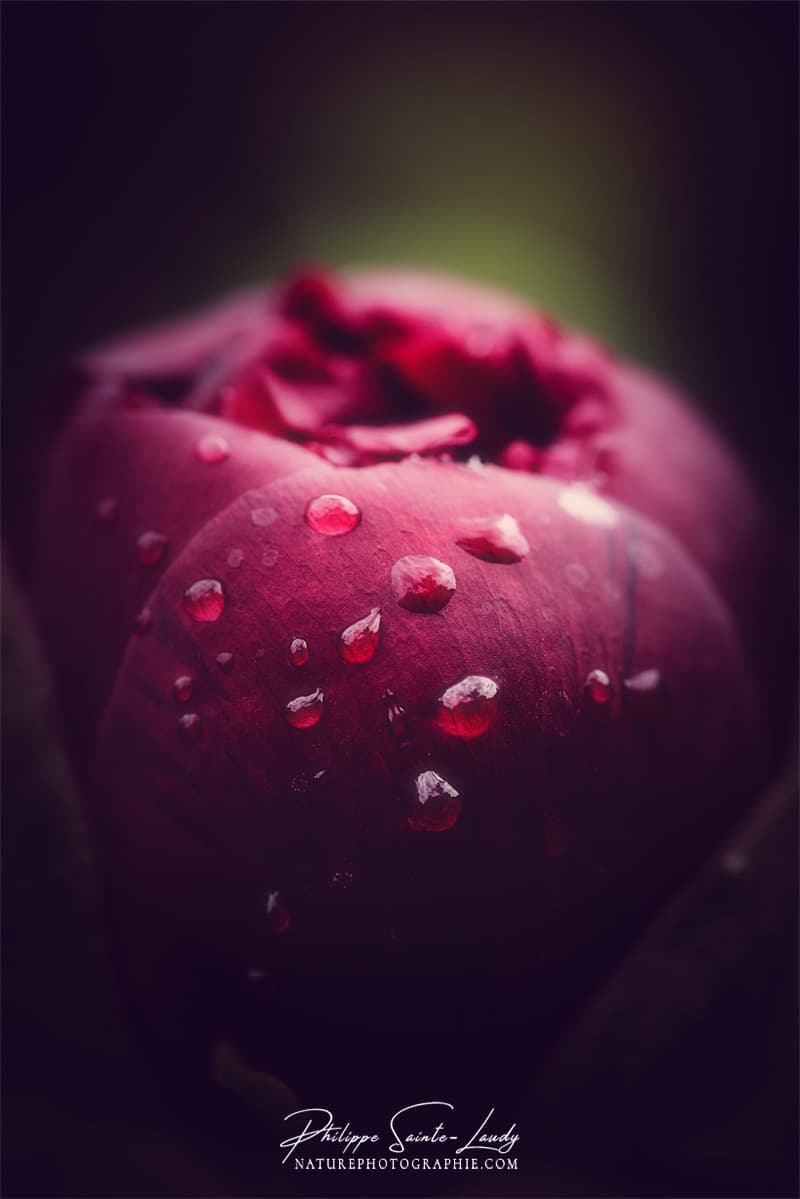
[177,712,202,744]
[564,562,590,587]
[172,675,193,703]
[227,547,244,568]
[265,891,290,935]
[409,770,461,832]
[455,514,529,563]
[196,432,230,463]
[251,506,278,528]
[136,530,168,566]
[391,556,456,613]
[436,675,499,739]
[290,775,310,794]
[289,637,309,667]
[383,689,411,742]
[133,606,152,635]
[304,494,361,536]
[464,454,485,472]
[584,669,612,704]
[339,607,381,664]
[96,496,118,526]
[216,651,234,672]
[314,770,327,781]
[558,486,619,528]
[331,868,353,890]
[285,687,324,729]
[183,578,225,622]
[624,668,661,693]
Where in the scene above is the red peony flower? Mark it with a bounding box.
[31,267,784,1103]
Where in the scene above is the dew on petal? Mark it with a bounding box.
[196,432,230,463]
[183,578,225,622]
[227,548,244,568]
[304,494,361,536]
[564,562,590,587]
[177,712,202,744]
[96,496,118,526]
[265,890,290,935]
[289,637,309,667]
[392,555,456,613]
[251,506,278,528]
[216,651,234,672]
[383,689,411,742]
[261,546,279,567]
[624,668,662,693]
[331,868,354,890]
[172,675,193,703]
[436,675,499,739]
[584,669,612,704]
[285,687,324,729]
[455,514,529,564]
[136,530,168,566]
[339,607,381,664]
[409,770,461,832]
[133,606,152,636]
[558,485,619,528]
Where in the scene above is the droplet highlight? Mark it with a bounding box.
[136,530,168,566]
[455,514,529,563]
[558,485,619,528]
[339,607,381,664]
[173,675,193,703]
[227,548,244,568]
[196,432,230,463]
[183,578,225,622]
[251,506,278,528]
[265,891,290,935]
[304,494,361,536]
[391,555,456,613]
[133,606,152,636]
[215,651,234,672]
[383,689,411,742]
[289,637,309,667]
[285,687,324,729]
[409,770,461,832]
[177,712,202,744]
[624,668,661,693]
[584,669,612,704]
[436,675,499,739]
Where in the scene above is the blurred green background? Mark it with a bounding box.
[2,1,797,536]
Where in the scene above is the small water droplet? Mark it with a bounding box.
[558,486,619,528]
[584,669,612,704]
[96,496,118,526]
[227,547,244,568]
[265,890,290,935]
[136,530,168,566]
[331,868,353,890]
[289,637,309,667]
[177,712,202,744]
[304,494,361,536]
[133,606,152,635]
[285,687,324,729]
[216,651,234,672]
[383,689,411,742]
[624,668,661,693]
[290,774,310,794]
[196,432,230,463]
[391,556,456,613]
[464,454,486,472]
[313,770,327,781]
[172,674,193,703]
[436,675,499,739]
[564,562,590,587]
[455,514,529,563]
[628,541,664,580]
[339,607,381,664]
[183,578,225,622]
[261,546,279,567]
[251,506,278,528]
[409,770,461,832]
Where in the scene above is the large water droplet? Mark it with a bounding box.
[285,687,324,729]
[265,890,290,935]
[227,547,244,568]
[137,530,168,566]
[196,432,230,463]
[339,607,381,664]
[392,556,456,613]
[216,651,234,672]
[304,494,361,536]
[584,669,612,704]
[558,486,619,528]
[96,496,118,526]
[409,770,461,832]
[383,689,411,742]
[173,675,193,703]
[133,606,152,636]
[624,668,661,693]
[177,712,202,744]
[183,578,225,622]
[261,546,279,567]
[251,506,278,528]
[436,674,499,739]
[455,514,529,563]
[289,637,309,667]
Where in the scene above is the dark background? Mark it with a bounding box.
[2,0,798,543]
